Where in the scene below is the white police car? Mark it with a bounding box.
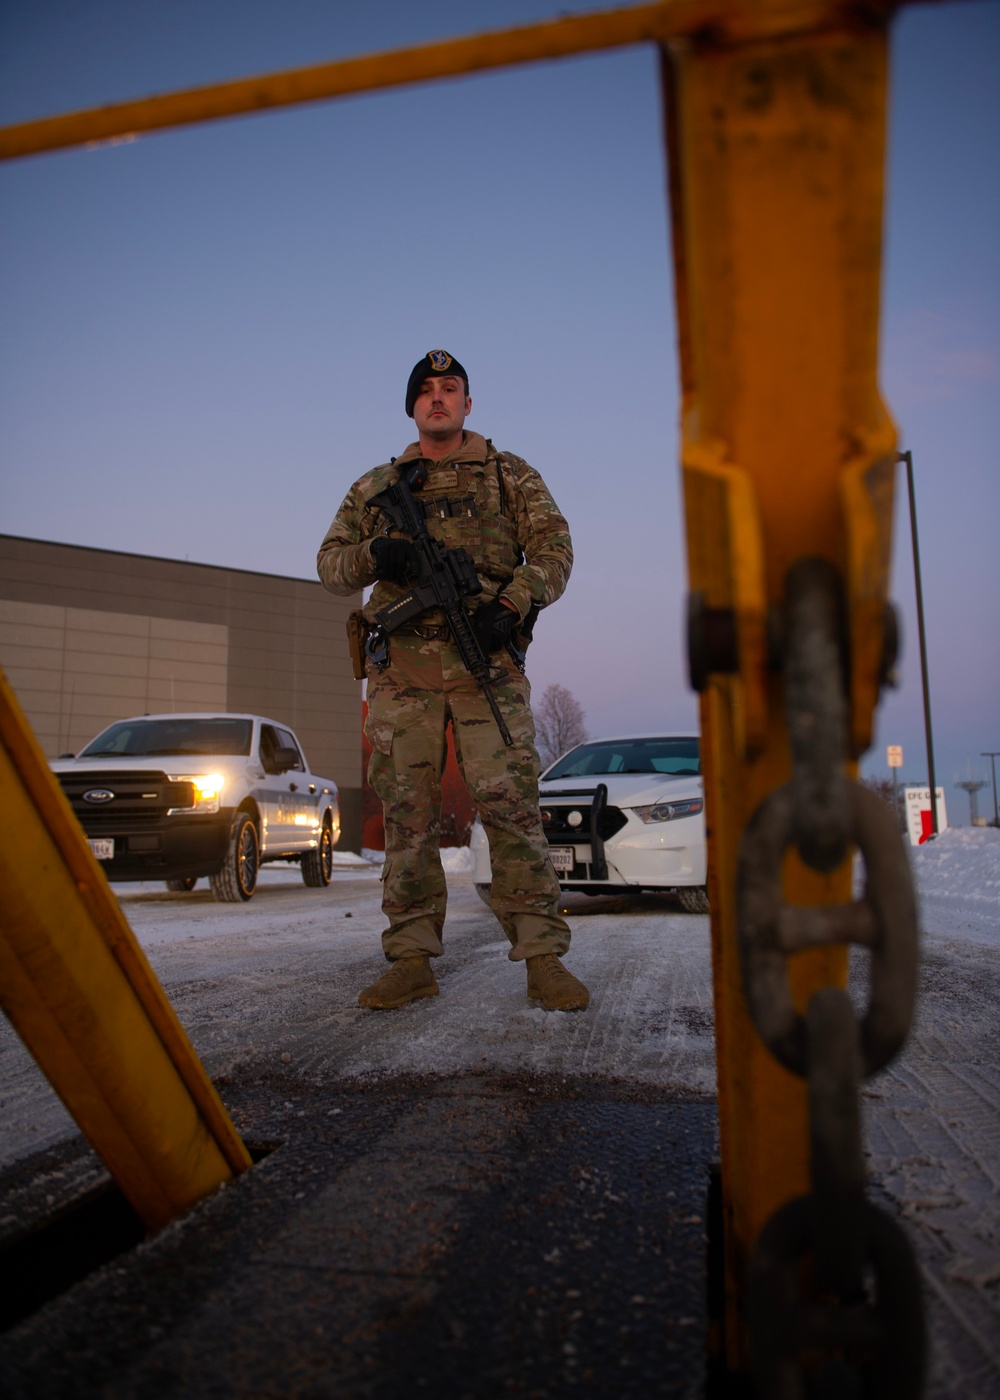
[470,733,708,912]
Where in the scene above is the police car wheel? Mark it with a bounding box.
[677,885,709,914]
[474,881,492,909]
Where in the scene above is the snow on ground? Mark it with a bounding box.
[0,851,715,1170]
[1,831,997,1394]
[867,828,1000,1393]
[367,845,472,874]
[908,824,1000,947]
[0,831,995,1168]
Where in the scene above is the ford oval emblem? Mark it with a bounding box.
[83,788,115,804]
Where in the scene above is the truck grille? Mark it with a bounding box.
[56,771,196,825]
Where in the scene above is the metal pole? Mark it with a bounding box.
[982,752,1000,826]
[899,450,939,835]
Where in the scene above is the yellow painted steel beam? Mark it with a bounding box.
[0,667,251,1231]
[661,13,897,1371]
[0,1,903,163]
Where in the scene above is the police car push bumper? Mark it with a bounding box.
[470,734,707,898]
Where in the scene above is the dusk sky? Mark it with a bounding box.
[1,1,997,818]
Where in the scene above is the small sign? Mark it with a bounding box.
[887,745,903,768]
[904,787,948,846]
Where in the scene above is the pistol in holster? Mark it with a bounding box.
[346,610,389,679]
[346,611,367,681]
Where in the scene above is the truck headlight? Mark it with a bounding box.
[632,798,703,824]
[171,772,225,814]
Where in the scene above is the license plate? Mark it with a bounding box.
[548,846,575,874]
[88,838,114,861]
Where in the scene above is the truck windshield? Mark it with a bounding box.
[545,737,700,779]
[80,717,253,758]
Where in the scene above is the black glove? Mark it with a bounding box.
[370,536,418,584]
[475,598,519,654]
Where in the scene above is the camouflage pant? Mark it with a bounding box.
[365,631,570,962]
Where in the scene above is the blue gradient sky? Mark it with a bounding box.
[1,2,998,818]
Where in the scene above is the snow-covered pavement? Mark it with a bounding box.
[909,823,1000,946]
[867,827,1000,1394]
[0,828,997,1395]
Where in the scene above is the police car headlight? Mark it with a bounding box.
[171,772,225,813]
[632,798,703,824]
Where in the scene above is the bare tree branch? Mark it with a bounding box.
[535,684,588,769]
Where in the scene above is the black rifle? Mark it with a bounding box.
[369,463,514,747]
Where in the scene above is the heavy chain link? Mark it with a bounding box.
[737,558,925,1399]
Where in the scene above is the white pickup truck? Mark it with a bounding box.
[50,712,340,903]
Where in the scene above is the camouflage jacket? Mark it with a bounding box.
[317,431,572,625]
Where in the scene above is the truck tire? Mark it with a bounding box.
[165,876,198,892]
[678,885,709,914]
[210,812,259,903]
[301,819,334,887]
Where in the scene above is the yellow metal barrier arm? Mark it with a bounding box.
[0,668,251,1231]
[661,8,898,1371]
[0,1,911,163]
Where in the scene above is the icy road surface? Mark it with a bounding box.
[0,828,997,1395]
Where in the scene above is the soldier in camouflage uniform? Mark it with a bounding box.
[317,350,588,1012]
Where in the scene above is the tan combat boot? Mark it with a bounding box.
[526,954,590,1012]
[358,955,439,1010]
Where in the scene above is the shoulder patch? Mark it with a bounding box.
[360,463,400,508]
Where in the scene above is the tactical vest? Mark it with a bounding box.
[364,442,522,622]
